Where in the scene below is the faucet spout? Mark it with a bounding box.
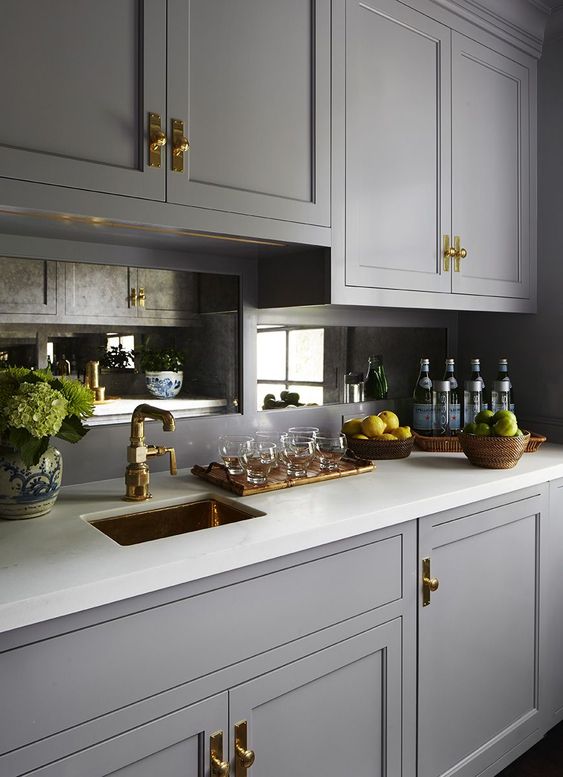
[124,404,176,501]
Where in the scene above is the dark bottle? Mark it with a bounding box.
[496,358,514,412]
[470,358,487,410]
[443,358,460,432]
[413,358,432,434]
[364,354,387,400]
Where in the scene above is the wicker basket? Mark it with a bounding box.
[526,433,547,453]
[458,431,530,469]
[413,433,462,453]
[346,434,414,460]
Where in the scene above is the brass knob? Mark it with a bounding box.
[424,576,439,592]
[150,129,167,152]
[459,248,467,258]
[173,136,190,156]
[211,755,230,777]
[448,247,457,257]
[236,744,255,769]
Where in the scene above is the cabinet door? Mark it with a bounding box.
[451,33,531,299]
[31,693,227,777]
[418,492,544,777]
[230,620,403,777]
[166,0,330,226]
[344,0,451,294]
[0,1,165,200]
[544,479,563,729]
[137,268,197,322]
[64,262,137,321]
[0,257,57,316]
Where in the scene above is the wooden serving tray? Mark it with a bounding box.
[191,455,375,496]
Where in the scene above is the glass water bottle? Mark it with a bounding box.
[413,358,432,434]
[443,358,460,433]
[432,380,450,437]
[496,358,514,412]
[464,379,483,426]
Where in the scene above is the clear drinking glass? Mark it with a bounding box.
[314,434,347,471]
[218,435,254,475]
[287,426,319,439]
[240,441,277,485]
[280,433,315,478]
[254,431,281,465]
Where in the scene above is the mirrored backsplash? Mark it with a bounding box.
[257,324,447,409]
[0,256,240,424]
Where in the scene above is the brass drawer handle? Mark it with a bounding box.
[211,731,230,777]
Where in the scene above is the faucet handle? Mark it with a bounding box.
[165,447,177,476]
[146,445,177,476]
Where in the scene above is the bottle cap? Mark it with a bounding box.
[465,380,482,392]
[433,380,450,392]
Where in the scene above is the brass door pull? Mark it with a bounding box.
[130,287,137,307]
[422,557,439,606]
[235,721,255,776]
[453,235,468,272]
[148,112,166,167]
[211,731,230,777]
[137,287,146,308]
[171,119,190,172]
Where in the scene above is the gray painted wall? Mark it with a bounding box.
[458,36,563,441]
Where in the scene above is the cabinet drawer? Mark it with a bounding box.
[0,533,402,754]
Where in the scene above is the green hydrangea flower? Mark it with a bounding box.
[3,382,68,439]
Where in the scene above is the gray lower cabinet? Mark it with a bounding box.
[230,619,403,777]
[544,479,563,730]
[30,693,228,777]
[332,0,536,312]
[0,525,415,777]
[418,486,547,777]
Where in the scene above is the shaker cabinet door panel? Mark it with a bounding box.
[0,0,166,200]
[451,33,531,299]
[31,693,227,777]
[418,493,544,777]
[166,0,330,225]
[545,479,563,729]
[344,0,451,294]
[229,620,403,777]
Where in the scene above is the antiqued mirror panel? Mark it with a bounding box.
[0,257,240,425]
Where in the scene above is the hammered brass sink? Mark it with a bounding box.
[88,498,265,546]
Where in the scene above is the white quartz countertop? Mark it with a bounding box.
[2,445,563,635]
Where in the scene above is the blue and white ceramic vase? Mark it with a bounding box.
[0,443,63,519]
[145,371,183,399]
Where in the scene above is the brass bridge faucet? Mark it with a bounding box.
[124,404,177,501]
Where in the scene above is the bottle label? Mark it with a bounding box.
[432,394,450,435]
[464,391,482,425]
[510,403,515,413]
[449,403,461,431]
[418,377,432,390]
[413,403,432,431]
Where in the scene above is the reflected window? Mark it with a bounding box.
[257,326,324,410]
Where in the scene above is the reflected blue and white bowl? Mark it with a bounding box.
[145,371,183,399]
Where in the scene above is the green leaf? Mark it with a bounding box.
[7,428,49,466]
[56,415,89,444]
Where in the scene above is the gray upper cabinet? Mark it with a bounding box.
[0,1,330,229]
[332,0,537,312]
[451,33,531,299]
[0,1,166,201]
[344,0,451,294]
[166,0,330,225]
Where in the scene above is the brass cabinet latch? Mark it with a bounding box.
[210,731,230,777]
[148,112,166,168]
[171,118,190,173]
[443,235,468,273]
[235,721,255,776]
[422,557,439,607]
